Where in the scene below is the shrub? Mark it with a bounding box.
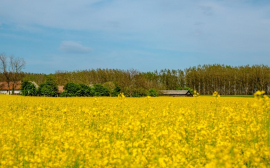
[184,87,193,94]
[38,76,58,97]
[79,84,94,97]
[63,83,81,97]
[103,82,115,97]
[21,81,37,96]
[132,88,148,97]
[93,84,109,96]
[148,89,158,97]
[38,83,58,97]
[112,85,121,97]
[176,86,194,94]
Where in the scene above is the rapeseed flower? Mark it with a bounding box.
[0,95,269,167]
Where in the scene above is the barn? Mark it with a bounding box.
[160,90,193,97]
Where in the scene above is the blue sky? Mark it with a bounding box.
[0,0,270,74]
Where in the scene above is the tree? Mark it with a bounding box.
[183,87,193,94]
[21,81,37,96]
[38,75,58,97]
[103,81,115,97]
[0,53,25,94]
[79,84,93,97]
[60,83,94,97]
[93,84,109,96]
[63,82,81,97]
[112,85,121,97]
[18,64,270,95]
[149,89,158,97]
[132,87,148,97]
[0,54,10,94]
[10,56,26,94]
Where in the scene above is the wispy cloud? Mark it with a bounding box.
[1,0,270,73]
[59,41,92,54]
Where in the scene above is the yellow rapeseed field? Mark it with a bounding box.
[0,94,270,167]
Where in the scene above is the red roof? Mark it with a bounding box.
[0,81,22,90]
[0,82,65,93]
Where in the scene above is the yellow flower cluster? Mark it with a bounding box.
[118,93,125,98]
[254,90,266,99]
[193,91,200,97]
[212,91,220,98]
[0,95,270,167]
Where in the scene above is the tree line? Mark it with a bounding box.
[21,64,270,95]
[21,76,159,97]
[184,64,270,95]
[1,57,270,95]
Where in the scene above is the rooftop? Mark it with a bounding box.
[160,90,192,95]
[0,81,22,90]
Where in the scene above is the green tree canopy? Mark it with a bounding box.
[148,89,158,97]
[93,84,109,96]
[79,84,93,97]
[112,85,121,97]
[21,81,37,96]
[38,75,58,97]
[63,82,81,97]
[103,81,115,97]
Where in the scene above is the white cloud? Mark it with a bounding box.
[59,41,92,54]
[1,0,270,54]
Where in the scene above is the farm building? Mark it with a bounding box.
[0,81,22,95]
[160,90,193,97]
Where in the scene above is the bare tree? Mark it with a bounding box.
[10,56,26,94]
[0,53,25,94]
[0,53,11,94]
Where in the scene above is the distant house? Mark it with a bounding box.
[160,90,193,97]
[0,81,64,96]
[0,81,22,95]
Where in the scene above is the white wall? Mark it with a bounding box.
[0,90,21,95]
